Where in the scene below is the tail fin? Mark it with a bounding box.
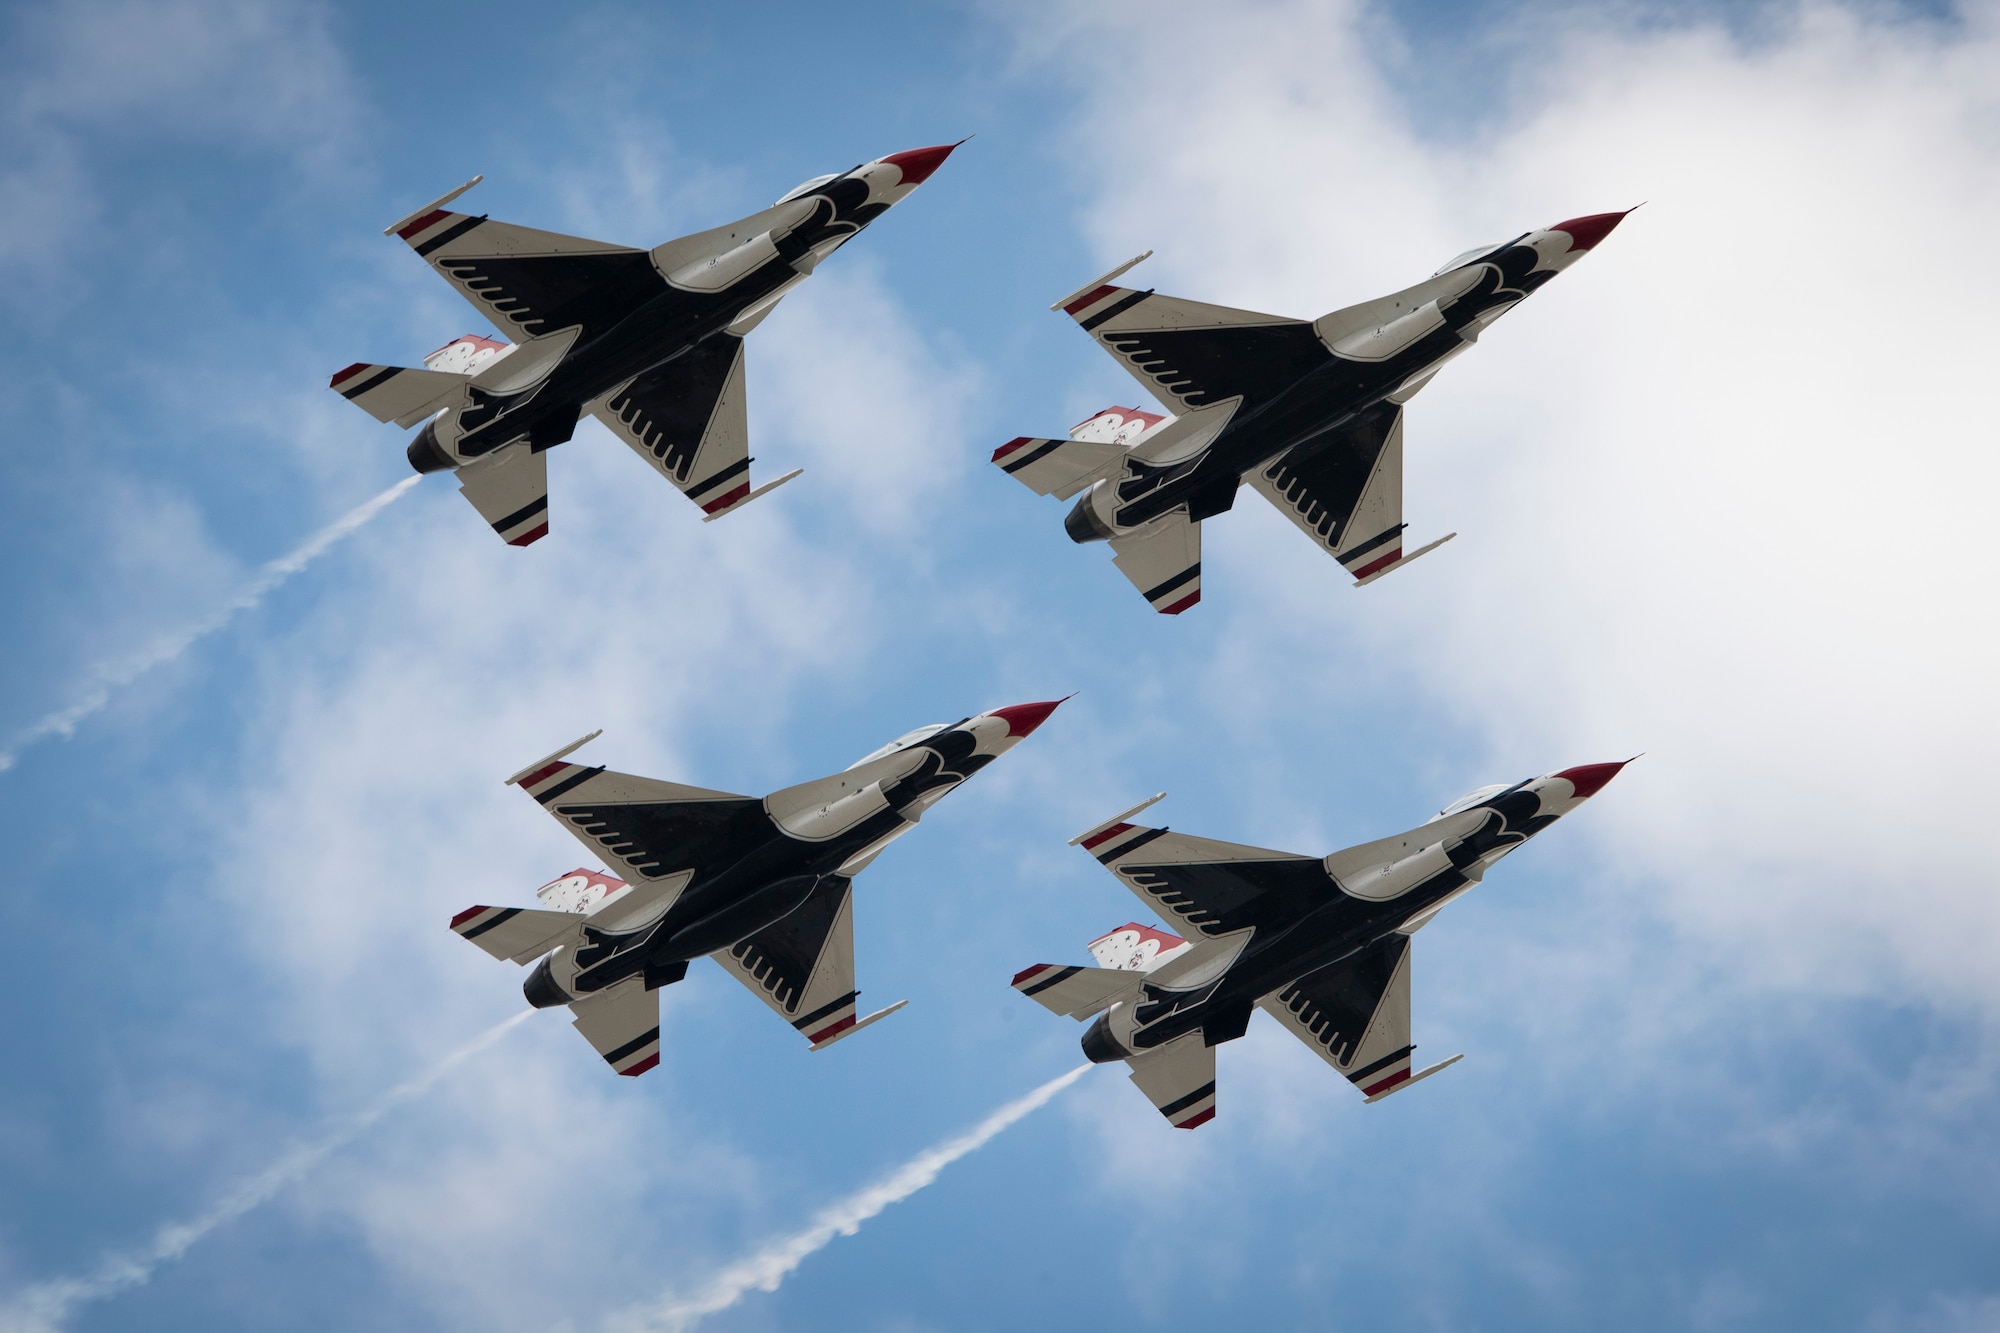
[1012,921,1191,1019]
[1085,922,1191,972]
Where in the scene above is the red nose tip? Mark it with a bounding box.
[989,698,1065,738]
[880,141,962,187]
[1549,209,1632,253]
[1553,760,1631,800]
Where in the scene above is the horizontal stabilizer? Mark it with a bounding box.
[329,362,467,428]
[456,442,550,546]
[449,903,582,964]
[570,978,662,1076]
[1109,509,1202,614]
[1127,1030,1217,1129]
[991,435,1126,500]
[1010,962,1142,1019]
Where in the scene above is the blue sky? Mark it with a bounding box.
[3,1,1999,1330]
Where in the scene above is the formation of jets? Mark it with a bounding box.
[333,148,1634,1126]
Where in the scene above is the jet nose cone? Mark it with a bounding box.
[1552,759,1632,800]
[1549,209,1633,252]
[880,140,963,187]
[989,698,1066,738]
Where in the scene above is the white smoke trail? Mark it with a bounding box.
[0,1008,530,1333]
[0,476,421,773]
[607,1063,1093,1333]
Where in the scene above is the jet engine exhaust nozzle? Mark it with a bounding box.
[406,420,456,475]
[523,955,572,1009]
[1064,493,1113,544]
[1081,1011,1131,1064]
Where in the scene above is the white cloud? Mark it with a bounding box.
[1020,0,2000,1014]
[0,0,365,269]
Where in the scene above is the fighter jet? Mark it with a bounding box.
[451,700,1062,1076]
[1011,760,1628,1127]
[330,143,962,545]
[993,211,1631,612]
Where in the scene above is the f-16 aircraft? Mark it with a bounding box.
[451,699,1062,1076]
[331,143,962,545]
[993,211,1630,612]
[1012,760,1628,1127]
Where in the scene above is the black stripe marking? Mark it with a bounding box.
[684,457,752,499]
[535,765,604,805]
[999,439,1066,474]
[1097,825,1169,863]
[458,906,521,940]
[603,1026,661,1065]
[1079,288,1154,332]
[1159,1080,1217,1117]
[1336,523,1408,563]
[1347,1043,1415,1083]
[1021,965,1082,997]
[490,495,549,533]
[791,990,860,1029]
[414,214,488,257]
[1142,564,1200,603]
[339,366,401,400]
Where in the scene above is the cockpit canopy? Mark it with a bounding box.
[846,723,948,770]
[1438,783,1509,817]
[775,173,839,205]
[1432,241,1505,276]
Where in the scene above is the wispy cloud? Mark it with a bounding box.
[0,1009,527,1333]
[0,476,418,773]
[604,1064,1092,1333]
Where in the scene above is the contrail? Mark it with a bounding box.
[0,476,421,774]
[0,1008,529,1333]
[606,1063,1092,1333]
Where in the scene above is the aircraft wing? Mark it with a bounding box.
[394,206,667,344]
[1125,1030,1217,1129]
[1258,935,1460,1100]
[1108,508,1202,614]
[455,442,550,546]
[568,977,662,1076]
[709,874,898,1047]
[1059,283,1331,413]
[512,758,763,912]
[589,335,770,518]
[1249,403,1455,585]
[1080,821,1328,939]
